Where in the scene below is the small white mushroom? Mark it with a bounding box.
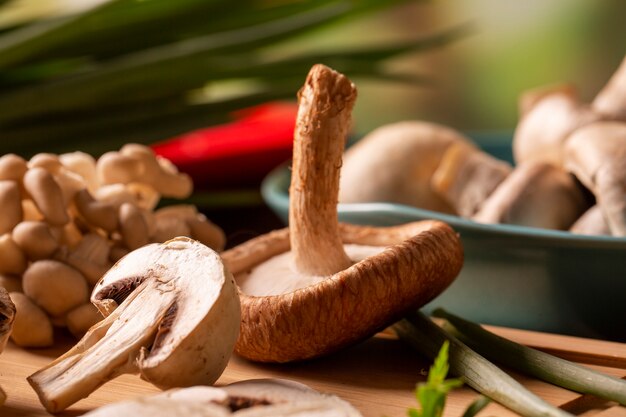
[9,291,53,348]
[65,303,103,338]
[74,189,118,232]
[0,234,28,275]
[29,237,241,413]
[22,260,89,317]
[22,199,44,221]
[473,160,590,230]
[96,151,143,185]
[0,154,28,182]
[119,202,150,250]
[12,221,59,260]
[0,180,23,234]
[94,183,138,209]
[23,167,70,226]
[126,182,160,211]
[29,153,62,172]
[64,233,112,286]
[60,151,98,193]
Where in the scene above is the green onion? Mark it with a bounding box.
[433,308,626,406]
[393,311,574,417]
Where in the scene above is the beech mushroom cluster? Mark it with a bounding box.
[82,379,362,417]
[222,64,463,363]
[0,144,225,347]
[29,237,240,413]
[339,55,626,236]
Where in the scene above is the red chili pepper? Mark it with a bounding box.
[152,102,297,190]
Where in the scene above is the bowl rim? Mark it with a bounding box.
[262,163,626,250]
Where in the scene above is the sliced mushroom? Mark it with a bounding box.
[570,206,611,236]
[593,55,626,121]
[82,379,362,417]
[0,288,16,405]
[222,65,463,363]
[564,121,626,236]
[28,237,240,413]
[338,120,473,213]
[473,160,590,230]
[512,85,602,167]
[431,143,512,217]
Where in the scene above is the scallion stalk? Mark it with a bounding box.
[393,312,573,417]
[433,308,626,406]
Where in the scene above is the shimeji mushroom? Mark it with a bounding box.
[222,65,463,363]
[564,121,626,236]
[592,55,626,121]
[0,288,16,405]
[28,237,241,413]
[338,121,473,213]
[570,206,611,236]
[82,379,362,417]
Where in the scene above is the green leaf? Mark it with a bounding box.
[461,396,491,417]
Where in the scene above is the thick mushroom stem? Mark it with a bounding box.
[289,64,356,276]
[28,280,177,413]
[593,55,626,121]
[564,121,626,236]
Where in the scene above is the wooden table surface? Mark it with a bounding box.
[1,326,626,417]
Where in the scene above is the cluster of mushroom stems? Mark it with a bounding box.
[0,144,225,348]
[340,55,626,237]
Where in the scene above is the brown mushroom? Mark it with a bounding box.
[221,65,462,363]
[563,121,626,236]
[28,237,240,413]
[0,180,22,234]
[12,221,59,260]
[338,120,473,213]
[0,154,27,182]
[431,143,512,217]
[23,167,70,226]
[0,288,16,405]
[0,234,27,275]
[472,160,590,230]
[593,55,626,121]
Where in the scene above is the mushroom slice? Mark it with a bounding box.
[222,65,463,363]
[0,288,16,405]
[564,121,626,236]
[512,84,601,166]
[338,120,473,213]
[28,237,241,413]
[593,55,626,121]
[472,160,591,230]
[82,379,362,417]
[431,143,512,217]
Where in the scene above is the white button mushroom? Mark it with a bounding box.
[29,237,241,413]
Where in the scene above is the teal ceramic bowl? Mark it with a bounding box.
[261,134,626,341]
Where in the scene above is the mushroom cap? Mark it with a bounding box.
[223,220,462,363]
[338,121,473,213]
[90,237,241,388]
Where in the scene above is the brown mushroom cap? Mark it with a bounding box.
[222,65,463,363]
[0,288,15,406]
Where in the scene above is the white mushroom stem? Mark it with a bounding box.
[289,64,356,276]
[473,160,590,230]
[29,238,240,413]
[593,55,626,121]
[564,121,626,236]
[431,143,512,217]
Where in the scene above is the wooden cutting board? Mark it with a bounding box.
[1,326,625,417]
